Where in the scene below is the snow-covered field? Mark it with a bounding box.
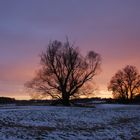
[0,104,140,140]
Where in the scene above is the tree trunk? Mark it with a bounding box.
[62,93,70,106]
[130,92,133,101]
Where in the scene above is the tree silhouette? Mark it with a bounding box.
[26,39,101,106]
[108,65,140,101]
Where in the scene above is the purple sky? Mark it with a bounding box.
[0,0,140,99]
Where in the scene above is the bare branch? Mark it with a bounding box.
[25,39,101,105]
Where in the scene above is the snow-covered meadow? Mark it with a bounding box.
[0,104,140,140]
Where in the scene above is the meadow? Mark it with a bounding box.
[0,104,140,140]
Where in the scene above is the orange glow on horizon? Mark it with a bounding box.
[6,89,112,100]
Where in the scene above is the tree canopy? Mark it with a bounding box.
[26,39,101,106]
[108,65,140,101]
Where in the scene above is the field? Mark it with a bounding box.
[0,104,140,140]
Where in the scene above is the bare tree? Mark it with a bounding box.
[25,39,101,106]
[108,65,140,101]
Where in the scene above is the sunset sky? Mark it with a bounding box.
[0,0,140,99]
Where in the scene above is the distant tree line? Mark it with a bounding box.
[0,96,140,105]
[0,97,15,104]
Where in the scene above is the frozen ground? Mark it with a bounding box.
[0,104,140,140]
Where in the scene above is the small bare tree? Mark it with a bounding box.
[108,65,140,101]
[26,39,101,106]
